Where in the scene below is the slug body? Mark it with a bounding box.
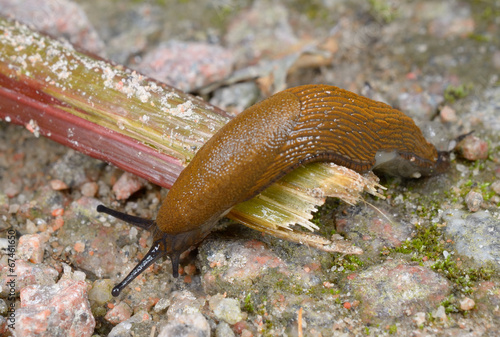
[98,84,449,296]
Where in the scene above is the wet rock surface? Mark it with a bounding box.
[343,259,451,322]
[443,210,500,269]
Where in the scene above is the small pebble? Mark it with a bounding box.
[157,312,210,337]
[8,204,20,214]
[81,182,99,197]
[51,208,64,217]
[88,279,114,305]
[209,294,243,325]
[74,241,86,253]
[432,306,448,323]
[216,322,235,337]
[4,181,21,198]
[465,190,483,212]
[105,302,133,325]
[17,234,45,264]
[460,297,475,311]
[240,329,253,337]
[108,311,151,337]
[25,219,38,234]
[457,136,489,161]
[0,260,59,297]
[154,298,171,312]
[439,105,457,123]
[112,172,146,200]
[183,263,197,276]
[491,181,500,194]
[0,0,104,54]
[412,312,426,326]
[50,179,69,191]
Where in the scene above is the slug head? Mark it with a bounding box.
[432,150,451,174]
[418,131,475,177]
[96,205,196,297]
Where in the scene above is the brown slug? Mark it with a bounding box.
[97,84,450,296]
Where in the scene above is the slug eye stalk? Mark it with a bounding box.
[97,204,182,296]
[97,205,165,297]
[96,205,156,230]
[111,241,165,297]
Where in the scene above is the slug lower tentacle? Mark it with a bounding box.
[97,84,449,296]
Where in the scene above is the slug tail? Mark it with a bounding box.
[97,205,156,230]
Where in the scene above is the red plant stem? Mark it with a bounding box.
[0,73,184,188]
[0,18,230,189]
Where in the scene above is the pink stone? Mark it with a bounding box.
[17,279,95,336]
[4,180,21,198]
[0,260,58,297]
[458,136,489,161]
[460,297,475,311]
[138,41,234,92]
[18,234,47,264]
[465,190,483,212]
[439,105,457,123]
[0,0,104,54]
[49,179,69,190]
[491,181,500,194]
[105,302,133,325]
[81,182,99,197]
[112,172,146,200]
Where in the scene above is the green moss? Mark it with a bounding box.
[262,318,275,337]
[330,288,341,295]
[243,293,255,313]
[333,254,365,272]
[467,33,491,42]
[444,83,473,103]
[392,223,445,259]
[475,1,500,24]
[477,182,495,201]
[488,144,500,161]
[344,255,365,271]
[390,217,495,299]
[368,0,398,23]
[440,292,474,314]
[426,311,435,323]
[432,256,494,296]
[310,208,323,227]
[388,324,397,334]
[291,0,329,21]
[275,279,286,289]
[440,294,459,313]
[273,277,308,295]
[257,296,268,316]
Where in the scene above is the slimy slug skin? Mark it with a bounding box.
[97,84,449,296]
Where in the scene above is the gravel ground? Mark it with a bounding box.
[1,0,500,336]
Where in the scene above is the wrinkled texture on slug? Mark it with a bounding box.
[284,85,444,177]
[156,91,302,235]
[156,84,446,236]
